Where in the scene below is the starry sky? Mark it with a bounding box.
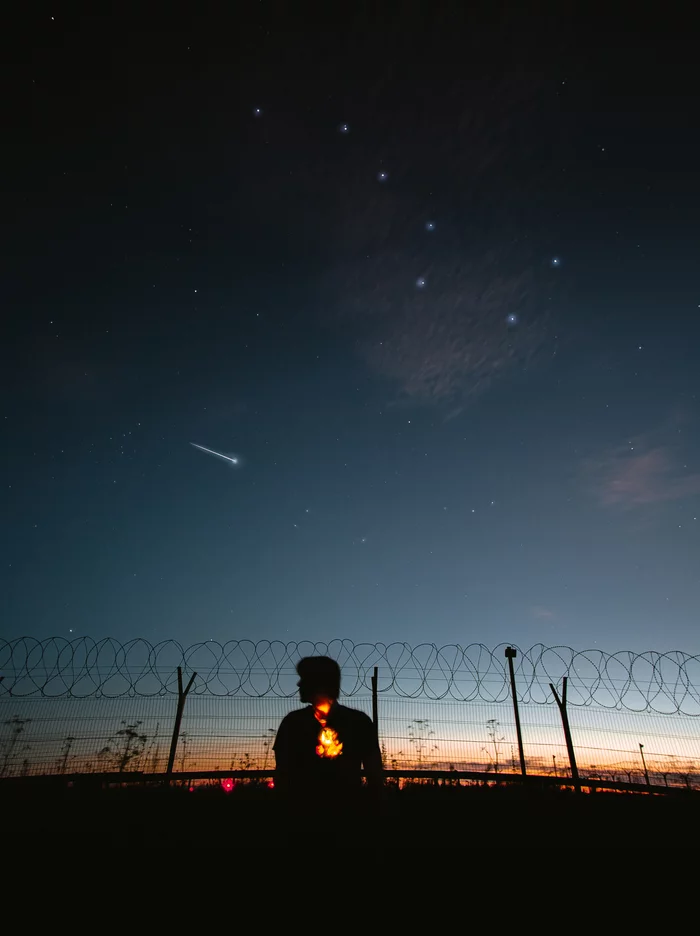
[3,6,700,652]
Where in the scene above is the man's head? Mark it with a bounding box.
[296,656,341,704]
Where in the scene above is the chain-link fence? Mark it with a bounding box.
[1,638,699,788]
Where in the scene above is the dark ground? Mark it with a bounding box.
[4,781,698,849]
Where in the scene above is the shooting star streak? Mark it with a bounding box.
[190,443,240,466]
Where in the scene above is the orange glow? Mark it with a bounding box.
[314,699,343,758]
[316,726,343,757]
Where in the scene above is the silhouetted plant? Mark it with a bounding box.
[408,719,438,768]
[1,716,31,778]
[261,729,276,770]
[58,736,76,775]
[146,722,161,773]
[97,721,149,772]
[97,746,112,771]
[482,719,505,775]
[179,731,190,771]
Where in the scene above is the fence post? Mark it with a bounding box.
[504,647,527,778]
[639,743,651,786]
[549,676,581,794]
[166,666,197,777]
[371,666,378,728]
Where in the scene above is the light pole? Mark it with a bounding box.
[639,742,650,786]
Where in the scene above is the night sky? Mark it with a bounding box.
[3,7,700,653]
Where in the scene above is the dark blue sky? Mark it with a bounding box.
[3,7,700,651]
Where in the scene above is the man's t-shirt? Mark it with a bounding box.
[273,703,380,800]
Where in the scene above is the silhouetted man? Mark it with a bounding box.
[274,656,383,810]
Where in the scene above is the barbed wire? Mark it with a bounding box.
[1,637,699,714]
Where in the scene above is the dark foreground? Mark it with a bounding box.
[4,780,699,849]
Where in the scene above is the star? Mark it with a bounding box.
[506,313,518,326]
[377,170,389,182]
[416,276,427,289]
[425,221,436,232]
[338,123,350,134]
[253,107,263,117]
[551,257,561,267]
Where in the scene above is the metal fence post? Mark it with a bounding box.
[505,647,527,777]
[639,743,651,786]
[371,666,378,728]
[549,676,581,794]
[166,666,197,776]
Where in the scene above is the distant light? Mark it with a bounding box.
[338,123,350,134]
[377,170,389,182]
[506,313,518,325]
[253,107,263,117]
[189,786,195,792]
[551,257,561,267]
[221,778,235,793]
[416,276,427,289]
[425,221,436,232]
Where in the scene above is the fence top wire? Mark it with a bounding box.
[1,638,699,714]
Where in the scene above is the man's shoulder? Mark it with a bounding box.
[278,706,314,726]
[274,707,313,748]
[335,703,374,725]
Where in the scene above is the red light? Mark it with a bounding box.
[267,779,274,789]
[221,777,235,793]
[189,786,195,792]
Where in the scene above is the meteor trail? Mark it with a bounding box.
[190,443,240,466]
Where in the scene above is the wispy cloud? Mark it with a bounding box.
[585,433,700,508]
[332,249,552,408]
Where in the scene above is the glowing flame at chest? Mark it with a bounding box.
[314,700,343,758]
[317,726,343,758]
